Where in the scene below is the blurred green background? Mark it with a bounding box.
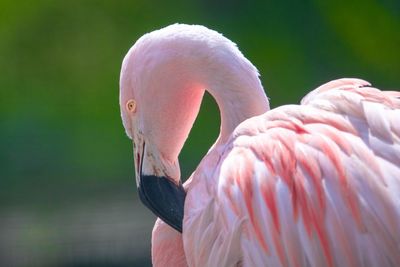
[1,0,399,266]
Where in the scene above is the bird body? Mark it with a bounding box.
[119,24,400,267]
[182,79,400,267]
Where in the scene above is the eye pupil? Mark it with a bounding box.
[126,99,137,113]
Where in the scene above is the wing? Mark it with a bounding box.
[214,79,400,267]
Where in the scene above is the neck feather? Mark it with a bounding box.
[128,24,270,162]
[204,59,269,144]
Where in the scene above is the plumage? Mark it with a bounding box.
[119,24,400,267]
[184,79,400,267]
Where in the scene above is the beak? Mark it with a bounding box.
[133,141,186,233]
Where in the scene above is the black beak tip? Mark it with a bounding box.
[138,175,186,233]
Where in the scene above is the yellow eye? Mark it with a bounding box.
[126,99,137,113]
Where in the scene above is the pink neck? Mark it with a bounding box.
[204,66,269,144]
[145,51,270,163]
[128,27,270,165]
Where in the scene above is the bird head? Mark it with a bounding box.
[119,24,210,233]
[119,23,268,233]
[120,94,186,233]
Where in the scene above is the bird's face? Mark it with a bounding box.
[121,96,185,233]
[119,34,207,233]
[123,99,144,184]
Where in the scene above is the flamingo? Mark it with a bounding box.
[119,24,400,267]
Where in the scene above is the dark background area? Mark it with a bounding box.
[1,0,399,266]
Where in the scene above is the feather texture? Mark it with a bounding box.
[183,79,400,267]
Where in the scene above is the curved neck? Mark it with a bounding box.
[204,64,269,144]
[126,25,270,165]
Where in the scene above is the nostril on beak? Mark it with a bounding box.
[136,152,140,169]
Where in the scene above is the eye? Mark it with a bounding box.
[126,99,137,113]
